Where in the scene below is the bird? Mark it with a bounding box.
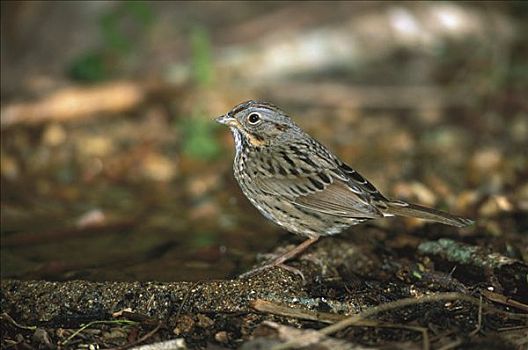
[216,100,473,277]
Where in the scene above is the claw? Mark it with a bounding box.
[238,236,319,280]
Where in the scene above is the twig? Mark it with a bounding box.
[497,325,528,332]
[113,322,163,350]
[318,292,527,336]
[262,320,356,350]
[469,295,482,336]
[251,299,428,334]
[61,320,137,346]
[270,292,528,350]
[251,299,342,323]
[1,313,37,331]
[253,299,429,350]
[481,290,528,312]
[176,282,201,319]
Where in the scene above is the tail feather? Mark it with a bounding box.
[383,201,474,228]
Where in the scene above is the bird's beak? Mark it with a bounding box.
[215,114,237,127]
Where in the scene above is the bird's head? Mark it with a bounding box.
[215,100,297,148]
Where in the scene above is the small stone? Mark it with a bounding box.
[196,314,214,328]
[392,181,437,206]
[479,195,513,217]
[214,331,229,343]
[468,148,503,185]
[173,315,194,335]
[32,328,53,349]
[410,182,437,206]
[76,209,106,228]
[471,148,502,171]
[111,308,133,318]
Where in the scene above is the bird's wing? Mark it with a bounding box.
[252,143,385,218]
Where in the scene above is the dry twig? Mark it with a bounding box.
[270,292,528,350]
[111,322,163,350]
[252,299,429,350]
[481,290,528,312]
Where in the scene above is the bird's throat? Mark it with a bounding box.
[230,127,266,151]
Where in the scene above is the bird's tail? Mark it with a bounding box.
[383,200,474,228]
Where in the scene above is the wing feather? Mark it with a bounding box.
[249,139,386,219]
[294,179,383,218]
[253,170,383,218]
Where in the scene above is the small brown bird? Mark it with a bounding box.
[216,100,473,277]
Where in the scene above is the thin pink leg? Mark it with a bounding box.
[239,236,320,279]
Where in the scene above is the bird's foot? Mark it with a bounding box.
[238,261,305,282]
[277,263,306,282]
[238,236,319,281]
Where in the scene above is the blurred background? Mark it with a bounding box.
[1,1,527,281]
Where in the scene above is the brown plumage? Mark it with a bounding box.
[216,100,473,277]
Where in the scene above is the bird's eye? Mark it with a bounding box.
[247,113,261,124]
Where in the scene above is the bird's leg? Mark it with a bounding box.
[239,236,320,279]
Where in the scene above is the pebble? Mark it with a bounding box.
[479,195,513,217]
[214,331,229,343]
